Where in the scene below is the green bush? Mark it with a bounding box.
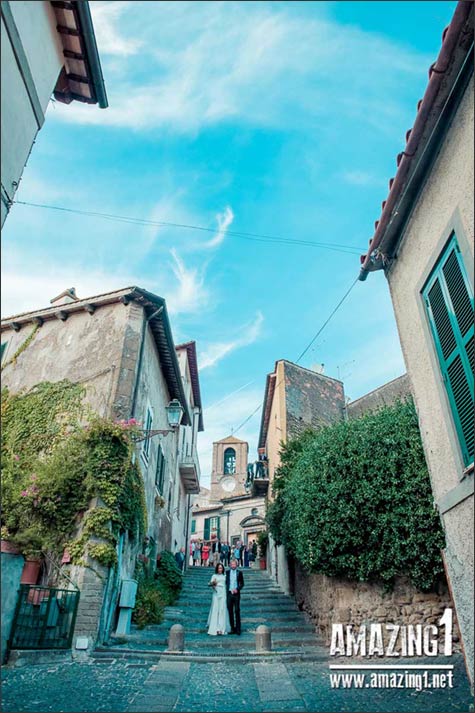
[267,399,445,591]
[133,579,166,629]
[155,550,182,604]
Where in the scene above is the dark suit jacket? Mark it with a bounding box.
[226,569,244,593]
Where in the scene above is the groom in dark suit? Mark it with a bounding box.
[226,558,244,635]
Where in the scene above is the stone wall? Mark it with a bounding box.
[294,564,460,652]
[346,374,411,420]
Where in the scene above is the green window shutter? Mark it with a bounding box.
[191,519,196,534]
[423,235,474,466]
[203,518,210,540]
[0,343,6,360]
[155,446,165,493]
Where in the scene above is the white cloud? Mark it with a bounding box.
[90,2,142,57]
[199,312,264,370]
[0,264,135,318]
[201,206,234,249]
[50,3,430,134]
[167,249,209,315]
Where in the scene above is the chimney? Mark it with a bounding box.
[50,287,79,306]
[310,363,325,375]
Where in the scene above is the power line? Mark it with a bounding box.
[232,276,359,435]
[13,200,364,256]
[294,277,358,363]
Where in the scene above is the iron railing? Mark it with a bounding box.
[9,585,80,650]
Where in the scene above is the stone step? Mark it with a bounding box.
[130,622,315,635]
[93,647,329,664]
[182,590,283,597]
[111,631,319,650]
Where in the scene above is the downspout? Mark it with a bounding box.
[184,494,191,571]
[75,1,108,108]
[102,304,164,641]
[358,1,472,281]
[130,305,164,419]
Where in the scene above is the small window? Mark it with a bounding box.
[142,407,153,461]
[191,519,196,534]
[251,508,258,516]
[223,447,236,474]
[155,444,166,494]
[0,342,7,361]
[422,234,474,466]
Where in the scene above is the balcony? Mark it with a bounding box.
[245,460,270,497]
[179,448,201,494]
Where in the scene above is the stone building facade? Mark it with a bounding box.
[1,286,202,650]
[258,360,346,592]
[359,1,473,679]
[191,436,266,553]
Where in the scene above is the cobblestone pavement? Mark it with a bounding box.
[1,655,473,713]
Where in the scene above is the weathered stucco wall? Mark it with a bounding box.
[1,302,128,417]
[386,77,474,677]
[347,374,411,420]
[130,307,180,555]
[294,564,460,653]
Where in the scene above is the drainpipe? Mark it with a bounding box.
[358,1,472,281]
[75,1,108,108]
[130,305,164,419]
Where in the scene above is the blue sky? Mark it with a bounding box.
[1,1,456,481]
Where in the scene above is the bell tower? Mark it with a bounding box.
[210,435,249,501]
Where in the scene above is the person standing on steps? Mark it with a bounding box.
[226,557,244,635]
[207,563,231,636]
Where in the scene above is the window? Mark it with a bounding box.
[155,444,166,494]
[0,342,7,361]
[251,508,258,516]
[191,519,196,534]
[422,234,474,466]
[142,407,153,461]
[223,447,236,474]
[203,516,220,540]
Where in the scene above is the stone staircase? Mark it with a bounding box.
[94,566,328,663]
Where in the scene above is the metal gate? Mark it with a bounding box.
[9,585,80,650]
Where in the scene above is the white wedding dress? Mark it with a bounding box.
[207,574,231,636]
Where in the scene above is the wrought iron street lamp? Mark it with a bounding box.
[131,399,184,442]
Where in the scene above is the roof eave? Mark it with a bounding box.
[359,1,473,281]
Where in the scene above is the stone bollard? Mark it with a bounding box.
[167,624,185,652]
[255,625,272,653]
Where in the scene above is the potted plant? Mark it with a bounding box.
[257,531,268,570]
[9,526,44,584]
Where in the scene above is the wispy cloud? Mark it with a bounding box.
[341,170,385,187]
[51,2,430,135]
[201,206,234,249]
[167,249,209,315]
[91,2,142,57]
[199,311,264,370]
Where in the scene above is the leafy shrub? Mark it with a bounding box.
[155,550,182,604]
[133,579,166,629]
[267,400,445,591]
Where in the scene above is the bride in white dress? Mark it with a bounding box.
[207,563,231,636]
